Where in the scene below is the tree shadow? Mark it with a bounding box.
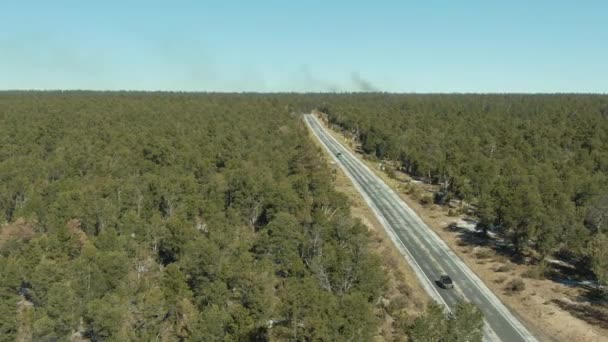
[545,265,593,287]
[446,223,522,264]
[446,222,608,327]
[551,298,608,329]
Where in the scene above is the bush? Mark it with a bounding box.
[504,278,526,294]
[419,195,433,206]
[474,248,493,259]
[456,239,469,247]
[494,264,513,273]
[494,276,508,284]
[385,166,396,179]
[397,283,411,297]
[387,295,409,316]
[493,254,509,264]
[461,246,473,254]
[434,191,448,205]
[448,222,459,231]
[408,188,421,200]
[522,266,544,279]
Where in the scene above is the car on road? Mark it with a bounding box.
[336,152,343,157]
[438,275,454,289]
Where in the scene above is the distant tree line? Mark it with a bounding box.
[315,93,608,287]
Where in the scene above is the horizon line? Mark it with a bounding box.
[1,89,607,96]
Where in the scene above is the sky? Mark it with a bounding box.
[1,1,607,93]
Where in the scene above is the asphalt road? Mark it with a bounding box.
[304,114,537,342]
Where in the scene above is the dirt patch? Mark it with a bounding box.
[0,218,36,246]
[313,113,608,342]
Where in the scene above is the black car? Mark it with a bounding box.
[336,152,343,157]
[438,275,454,289]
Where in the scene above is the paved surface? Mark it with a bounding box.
[305,114,536,342]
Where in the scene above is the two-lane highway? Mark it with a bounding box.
[305,114,536,342]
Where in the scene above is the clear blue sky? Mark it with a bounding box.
[1,1,607,92]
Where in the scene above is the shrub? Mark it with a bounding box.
[522,266,544,279]
[408,188,420,199]
[448,222,459,231]
[494,276,508,284]
[419,195,433,206]
[494,264,513,273]
[385,166,396,179]
[461,246,473,254]
[493,254,508,264]
[505,278,526,294]
[397,283,411,297]
[387,295,409,316]
[456,239,469,247]
[434,191,448,205]
[474,248,493,259]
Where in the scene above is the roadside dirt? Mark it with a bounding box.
[306,119,430,341]
[313,113,608,342]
